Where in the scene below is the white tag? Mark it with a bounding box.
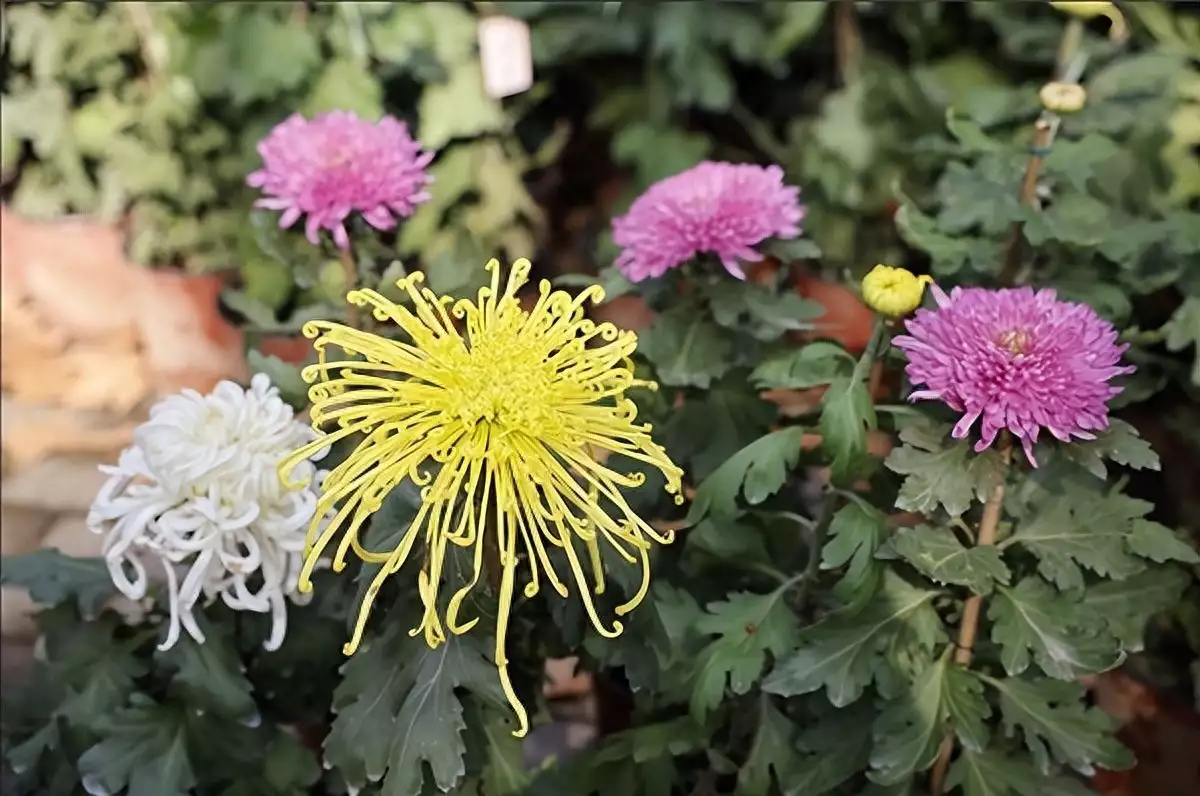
[478,16,533,99]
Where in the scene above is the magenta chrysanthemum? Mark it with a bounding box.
[246,111,434,249]
[893,285,1134,466]
[612,161,804,282]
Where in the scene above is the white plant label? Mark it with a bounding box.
[478,15,533,99]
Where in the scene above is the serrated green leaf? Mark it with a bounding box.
[764,574,941,706]
[0,549,117,617]
[737,697,798,796]
[751,342,855,390]
[687,427,806,523]
[418,59,506,149]
[1083,567,1191,650]
[45,616,147,732]
[868,655,991,785]
[1003,485,1166,591]
[888,525,1011,596]
[481,711,529,796]
[638,307,733,388]
[819,374,876,487]
[325,620,503,795]
[984,675,1134,775]
[783,702,874,795]
[947,747,1095,796]
[1127,518,1200,565]
[1042,134,1123,192]
[155,631,256,722]
[820,501,887,603]
[1062,419,1160,479]
[707,282,824,341]
[1161,296,1200,384]
[885,422,1006,517]
[691,587,799,719]
[303,58,384,119]
[78,697,196,796]
[990,579,1121,680]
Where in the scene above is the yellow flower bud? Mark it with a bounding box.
[861,265,932,318]
[1049,1,1128,42]
[1049,1,1114,19]
[1040,82,1087,113]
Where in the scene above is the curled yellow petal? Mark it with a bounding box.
[278,258,684,737]
[861,264,932,318]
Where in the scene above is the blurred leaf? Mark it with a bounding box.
[611,122,712,186]
[947,748,1094,796]
[247,351,309,409]
[0,550,116,618]
[419,61,506,149]
[1082,567,1191,650]
[303,58,383,119]
[752,342,855,390]
[1161,295,1200,385]
[189,14,320,106]
[155,631,257,722]
[736,697,799,796]
[765,3,827,60]
[639,308,732,389]
[78,697,196,796]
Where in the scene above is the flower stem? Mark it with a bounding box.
[793,488,838,615]
[997,119,1054,286]
[929,436,1013,795]
[339,245,360,329]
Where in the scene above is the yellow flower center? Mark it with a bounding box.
[861,264,933,318]
[278,258,684,738]
[998,328,1032,355]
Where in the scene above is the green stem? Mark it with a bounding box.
[793,489,839,615]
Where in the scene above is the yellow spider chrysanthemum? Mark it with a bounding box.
[861,264,933,318]
[278,258,683,737]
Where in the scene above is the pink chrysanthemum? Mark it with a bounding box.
[247,111,434,249]
[893,285,1134,466]
[612,161,804,281]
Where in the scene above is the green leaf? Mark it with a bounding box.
[691,587,799,719]
[325,622,504,795]
[990,578,1121,680]
[737,697,799,796]
[687,427,806,523]
[78,697,196,796]
[1083,567,1191,650]
[1005,485,1197,590]
[418,60,507,149]
[189,14,320,107]
[1042,134,1123,193]
[764,574,941,706]
[819,374,876,487]
[868,653,989,785]
[247,350,309,409]
[894,203,987,276]
[663,374,777,481]
[765,3,827,59]
[820,501,887,603]
[220,731,322,796]
[611,122,712,185]
[303,58,384,119]
[481,710,529,796]
[687,516,771,564]
[947,747,1095,796]
[0,549,116,617]
[784,702,875,795]
[706,282,824,341]
[1161,296,1200,385]
[885,422,1006,517]
[984,675,1134,775]
[1062,419,1160,479]
[155,631,256,722]
[888,525,1011,596]
[638,307,733,388]
[751,342,855,390]
[1021,194,1113,248]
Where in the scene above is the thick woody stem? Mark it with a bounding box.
[929,437,1012,795]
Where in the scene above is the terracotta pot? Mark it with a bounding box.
[792,273,875,355]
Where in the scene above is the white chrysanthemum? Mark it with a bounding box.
[86,374,328,652]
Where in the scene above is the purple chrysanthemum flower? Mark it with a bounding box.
[612,161,804,282]
[246,111,434,250]
[893,285,1134,467]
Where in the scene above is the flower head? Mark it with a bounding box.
[612,161,803,282]
[247,111,434,250]
[279,259,683,737]
[87,375,327,652]
[1040,82,1087,113]
[893,286,1134,466]
[861,264,932,318]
